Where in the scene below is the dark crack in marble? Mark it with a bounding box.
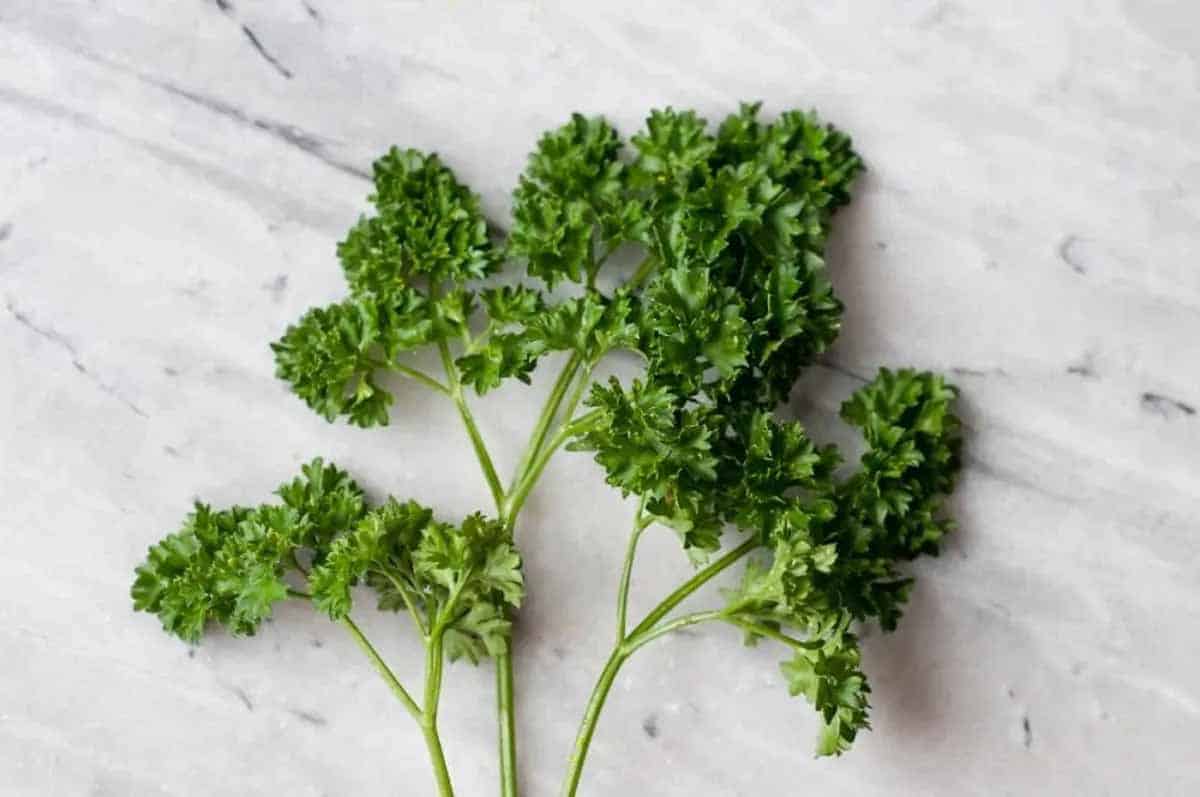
[1141,391,1196,418]
[5,297,148,418]
[289,708,328,726]
[228,684,254,711]
[239,25,293,80]
[1058,234,1087,274]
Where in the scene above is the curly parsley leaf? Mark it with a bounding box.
[781,629,871,756]
[716,368,960,754]
[133,457,523,670]
[508,114,642,287]
[340,148,495,294]
[132,503,300,641]
[308,502,523,664]
[640,263,750,395]
[131,459,372,642]
[271,290,435,427]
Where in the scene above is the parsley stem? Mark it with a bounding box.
[561,647,626,797]
[559,362,593,432]
[723,617,813,651]
[375,566,428,639]
[492,353,593,796]
[391,362,451,395]
[622,610,727,654]
[563,537,757,794]
[436,335,531,797]
[495,647,518,797]
[506,353,582,504]
[615,497,650,642]
[587,247,613,289]
[421,627,454,797]
[338,616,422,722]
[628,536,757,638]
[438,339,505,514]
[504,408,603,523]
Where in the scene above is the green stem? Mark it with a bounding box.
[496,647,518,797]
[615,498,650,642]
[490,353,600,795]
[507,353,582,499]
[561,647,627,797]
[422,626,455,797]
[338,616,422,722]
[562,609,727,796]
[436,337,521,796]
[723,617,814,651]
[434,323,606,796]
[504,409,603,523]
[375,566,428,639]
[438,339,505,513]
[559,361,593,431]
[629,537,758,638]
[623,610,726,654]
[562,537,759,794]
[420,722,454,797]
[389,362,451,395]
[587,243,616,290]
[488,353,596,795]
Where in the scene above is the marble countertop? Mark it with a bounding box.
[2,1,1198,795]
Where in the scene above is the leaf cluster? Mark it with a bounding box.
[719,369,961,753]
[310,501,523,662]
[131,459,365,642]
[132,459,523,665]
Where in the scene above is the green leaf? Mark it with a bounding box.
[631,108,716,192]
[457,332,546,394]
[810,369,963,629]
[275,458,367,553]
[508,114,640,286]
[230,564,289,630]
[307,501,524,665]
[780,631,871,756]
[641,264,750,395]
[444,602,511,664]
[572,379,725,559]
[339,148,494,293]
[533,292,639,361]
[308,498,434,620]
[271,291,436,427]
[508,185,593,287]
[480,285,545,325]
[131,501,307,641]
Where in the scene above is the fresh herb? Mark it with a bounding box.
[132,103,962,796]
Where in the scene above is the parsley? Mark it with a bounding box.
[132,103,961,796]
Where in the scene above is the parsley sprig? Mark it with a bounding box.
[132,103,962,796]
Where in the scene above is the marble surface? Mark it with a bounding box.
[2,1,1199,794]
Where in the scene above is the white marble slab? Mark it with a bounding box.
[1,1,1198,794]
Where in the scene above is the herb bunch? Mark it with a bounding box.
[133,103,962,795]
